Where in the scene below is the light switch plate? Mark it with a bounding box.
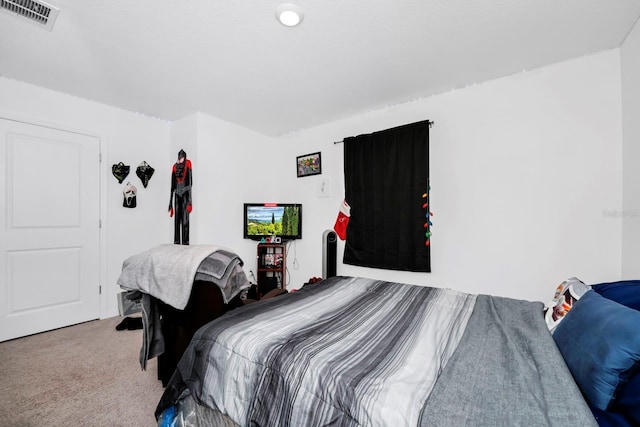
[317,176,331,198]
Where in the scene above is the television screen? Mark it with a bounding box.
[243,203,302,241]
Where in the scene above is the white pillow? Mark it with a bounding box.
[543,277,591,332]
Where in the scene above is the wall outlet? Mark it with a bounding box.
[317,176,331,198]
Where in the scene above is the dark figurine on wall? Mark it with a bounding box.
[168,149,192,245]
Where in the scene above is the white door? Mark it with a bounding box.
[0,118,100,342]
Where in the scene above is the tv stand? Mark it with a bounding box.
[256,243,286,299]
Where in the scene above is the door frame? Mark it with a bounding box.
[0,111,108,320]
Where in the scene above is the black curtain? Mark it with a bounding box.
[343,120,430,272]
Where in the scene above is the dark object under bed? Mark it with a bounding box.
[156,283,287,386]
[156,280,244,386]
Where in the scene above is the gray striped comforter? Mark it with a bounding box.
[156,276,597,427]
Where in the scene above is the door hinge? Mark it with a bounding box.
[99,219,102,228]
[99,152,102,162]
[99,285,102,295]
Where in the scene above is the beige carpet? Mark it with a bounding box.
[0,316,165,427]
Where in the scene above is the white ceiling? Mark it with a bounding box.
[1,0,639,137]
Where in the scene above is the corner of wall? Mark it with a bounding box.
[621,18,640,278]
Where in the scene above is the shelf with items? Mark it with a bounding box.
[256,243,286,299]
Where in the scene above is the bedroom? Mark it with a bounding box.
[0,1,640,425]
[1,1,639,319]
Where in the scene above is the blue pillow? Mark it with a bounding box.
[553,290,640,411]
[592,280,640,311]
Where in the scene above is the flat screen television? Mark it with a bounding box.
[243,203,302,241]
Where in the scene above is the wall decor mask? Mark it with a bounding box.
[112,162,130,184]
[136,161,155,188]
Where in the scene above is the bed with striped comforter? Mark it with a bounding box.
[155,276,596,426]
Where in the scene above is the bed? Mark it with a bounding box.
[153,275,640,426]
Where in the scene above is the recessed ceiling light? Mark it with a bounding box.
[276,3,304,27]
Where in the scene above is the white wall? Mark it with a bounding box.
[192,112,274,278]
[0,46,628,316]
[0,77,172,318]
[209,50,624,303]
[621,19,640,278]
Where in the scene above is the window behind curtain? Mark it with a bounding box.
[343,120,430,272]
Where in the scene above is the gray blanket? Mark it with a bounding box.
[419,294,597,426]
[117,244,248,309]
[155,276,596,426]
[193,249,251,304]
[117,244,250,370]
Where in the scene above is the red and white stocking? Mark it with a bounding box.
[333,199,351,240]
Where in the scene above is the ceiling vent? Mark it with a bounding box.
[0,0,59,31]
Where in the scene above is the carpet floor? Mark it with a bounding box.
[0,316,165,426]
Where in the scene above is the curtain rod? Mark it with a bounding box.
[333,120,434,144]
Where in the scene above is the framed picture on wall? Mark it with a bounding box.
[296,152,322,177]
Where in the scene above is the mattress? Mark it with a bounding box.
[156,276,597,427]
